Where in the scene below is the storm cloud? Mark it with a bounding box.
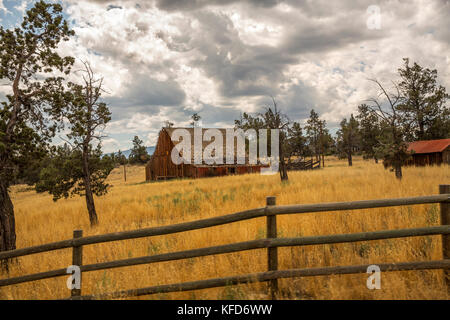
[1,0,448,152]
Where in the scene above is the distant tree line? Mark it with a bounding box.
[234,58,449,182]
[336,58,449,179]
[103,135,150,166]
[235,99,334,182]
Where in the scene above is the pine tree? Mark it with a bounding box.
[336,114,360,166]
[116,150,128,165]
[356,104,381,163]
[305,109,328,165]
[397,58,449,140]
[129,136,149,164]
[285,122,306,162]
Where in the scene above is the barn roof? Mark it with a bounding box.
[407,138,450,154]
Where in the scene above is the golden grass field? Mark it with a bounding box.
[1,156,449,300]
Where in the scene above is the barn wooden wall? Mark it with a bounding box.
[145,128,265,181]
[405,150,448,166]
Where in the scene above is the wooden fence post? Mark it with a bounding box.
[266,196,278,299]
[71,230,83,298]
[440,185,450,291]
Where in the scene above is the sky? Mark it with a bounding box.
[0,0,449,153]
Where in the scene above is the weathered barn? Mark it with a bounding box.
[145,127,266,181]
[405,138,450,166]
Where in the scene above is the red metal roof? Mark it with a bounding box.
[407,138,450,154]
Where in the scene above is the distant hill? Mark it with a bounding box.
[110,146,155,159]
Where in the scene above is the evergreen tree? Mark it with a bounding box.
[116,150,128,165]
[235,112,266,158]
[336,114,360,166]
[36,144,113,205]
[356,104,381,163]
[36,62,113,226]
[318,121,332,167]
[190,113,201,127]
[305,109,328,165]
[367,79,412,179]
[235,98,290,181]
[0,1,75,265]
[397,58,449,140]
[129,136,149,164]
[285,122,306,162]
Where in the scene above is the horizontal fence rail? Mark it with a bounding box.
[1,225,449,288]
[74,259,450,300]
[0,185,449,300]
[1,194,448,261]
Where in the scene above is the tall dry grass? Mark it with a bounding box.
[0,156,449,300]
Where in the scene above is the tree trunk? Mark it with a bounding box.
[278,137,288,181]
[321,154,325,168]
[279,158,289,181]
[418,114,425,140]
[282,165,288,181]
[0,181,16,271]
[83,179,98,226]
[374,157,378,164]
[394,164,402,180]
[82,150,98,226]
[348,153,353,166]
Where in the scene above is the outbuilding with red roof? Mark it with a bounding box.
[406,138,450,166]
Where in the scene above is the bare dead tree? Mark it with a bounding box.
[366,79,412,179]
[262,97,290,181]
[36,61,112,226]
[70,61,111,225]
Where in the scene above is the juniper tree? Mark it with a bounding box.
[397,58,449,140]
[0,1,74,265]
[36,62,113,226]
[36,143,113,216]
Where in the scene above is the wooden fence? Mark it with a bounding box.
[0,185,449,300]
[288,159,321,171]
